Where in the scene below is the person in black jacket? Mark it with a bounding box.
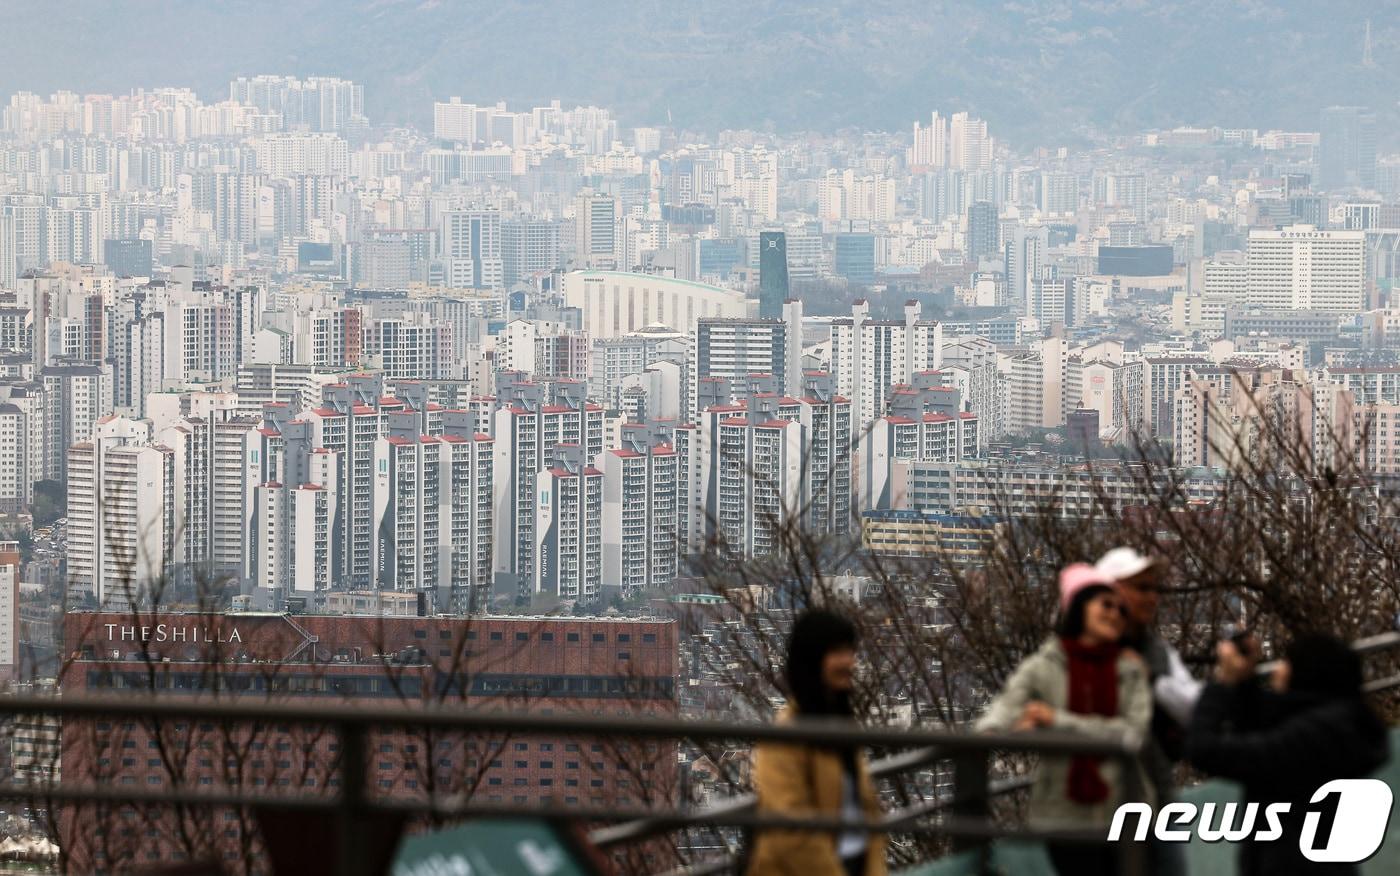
[1187,633,1390,875]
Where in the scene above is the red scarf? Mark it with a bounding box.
[1060,637,1120,805]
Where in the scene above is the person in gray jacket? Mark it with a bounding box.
[976,563,1153,876]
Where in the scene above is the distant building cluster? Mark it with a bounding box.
[0,78,1398,620]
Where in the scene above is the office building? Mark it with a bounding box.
[102,239,153,278]
[1246,226,1365,311]
[440,210,504,289]
[1319,106,1377,190]
[966,201,998,261]
[757,231,789,319]
[59,611,677,872]
[834,232,876,285]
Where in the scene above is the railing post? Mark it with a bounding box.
[337,721,369,876]
[950,749,989,855]
[1116,750,1150,876]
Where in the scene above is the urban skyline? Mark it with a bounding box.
[2,5,1400,874]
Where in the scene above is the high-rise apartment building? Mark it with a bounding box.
[949,113,991,172]
[501,218,561,286]
[1038,171,1079,214]
[440,209,504,289]
[536,443,603,602]
[600,422,678,597]
[830,300,944,428]
[493,380,604,599]
[909,112,947,169]
[66,417,175,607]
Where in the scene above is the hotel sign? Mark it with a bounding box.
[102,623,243,644]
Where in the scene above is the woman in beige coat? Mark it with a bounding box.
[747,610,886,876]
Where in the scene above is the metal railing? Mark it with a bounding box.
[0,693,1145,876]
[0,631,1395,875]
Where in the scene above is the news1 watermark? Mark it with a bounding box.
[1108,779,1394,863]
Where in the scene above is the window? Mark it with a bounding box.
[618,652,630,660]
[490,632,503,641]
[541,633,554,642]
[515,632,529,641]
[514,743,528,751]
[567,633,580,642]
[439,630,452,640]
[592,634,605,642]
[540,761,554,769]
[617,634,631,643]
[414,630,427,639]
[642,634,657,643]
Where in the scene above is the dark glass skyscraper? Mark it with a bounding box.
[967,200,998,261]
[758,231,789,318]
[834,232,876,285]
[103,238,153,278]
[1319,106,1377,191]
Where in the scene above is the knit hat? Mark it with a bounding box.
[1059,563,1117,614]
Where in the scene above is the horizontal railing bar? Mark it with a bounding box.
[1258,629,1400,676]
[592,754,1033,849]
[1364,673,1400,694]
[0,783,1097,841]
[0,694,1139,757]
[869,744,944,778]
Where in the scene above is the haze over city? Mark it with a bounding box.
[0,3,1397,875]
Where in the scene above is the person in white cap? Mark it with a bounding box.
[1095,547,1201,876]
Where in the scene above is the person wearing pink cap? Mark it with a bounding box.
[975,563,1153,875]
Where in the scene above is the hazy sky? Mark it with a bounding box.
[2,1,1396,141]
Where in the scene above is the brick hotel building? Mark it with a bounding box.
[58,610,678,873]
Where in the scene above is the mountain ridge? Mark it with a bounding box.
[2,1,1397,143]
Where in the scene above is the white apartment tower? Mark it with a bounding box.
[66,417,175,607]
[535,444,603,602]
[493,380,604,598]
[830,300,943,430]
[601,422,679,596]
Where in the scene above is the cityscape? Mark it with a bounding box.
[0,4,1397,876]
